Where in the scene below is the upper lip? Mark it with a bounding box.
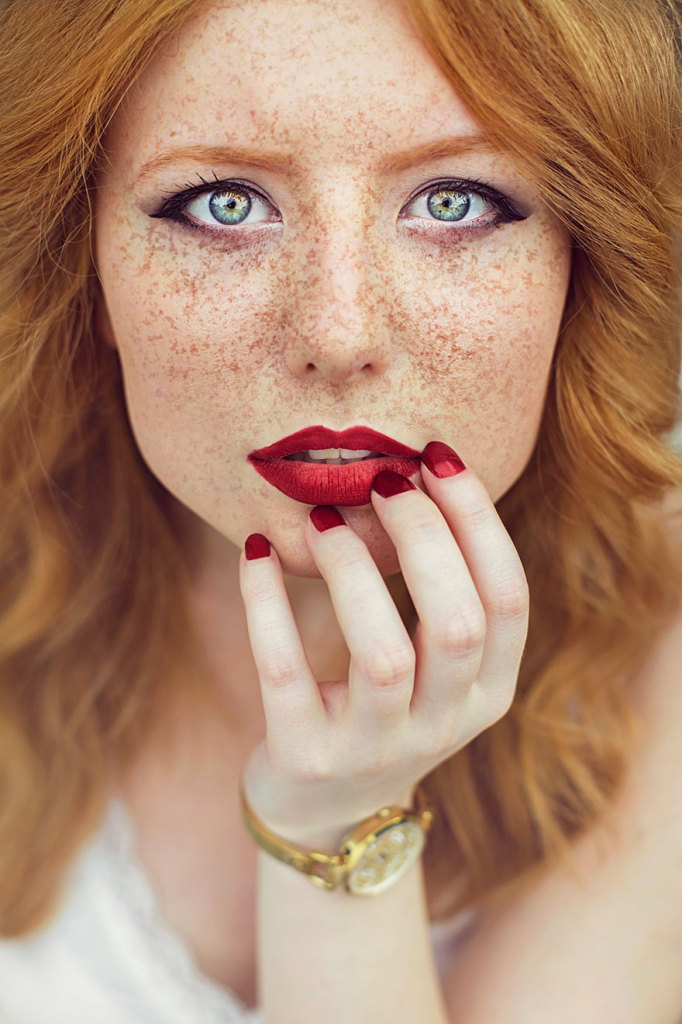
[248,426,421,460]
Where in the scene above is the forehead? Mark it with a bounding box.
[111,0,484,172]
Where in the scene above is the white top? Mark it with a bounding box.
[0,798,477,1023]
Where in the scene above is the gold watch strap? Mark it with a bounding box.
[239,782,433,890]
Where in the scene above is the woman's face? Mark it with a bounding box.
[95,0,571,578]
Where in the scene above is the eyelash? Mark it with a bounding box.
[150,172,526,236]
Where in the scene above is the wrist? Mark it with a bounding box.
[240,780,434,895]
[242,783,418,849]
[240,746,419,845]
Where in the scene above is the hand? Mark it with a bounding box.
[238,441,529,849]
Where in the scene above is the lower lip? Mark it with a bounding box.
[248,456,422,506]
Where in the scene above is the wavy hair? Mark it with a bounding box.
[0,0,680,935]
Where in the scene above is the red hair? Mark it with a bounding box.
[0,0,680,933]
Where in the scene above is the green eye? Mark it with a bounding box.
[208,189,252,225]
[427,190,470,221]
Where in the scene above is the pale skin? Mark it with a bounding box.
[94,0,682,1021]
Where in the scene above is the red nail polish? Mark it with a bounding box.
[245,533,271,560]
[421,441,466,478]
[310,506,346,532]
[371,469,416,498]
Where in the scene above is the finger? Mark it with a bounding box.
[239,534,328,757]
[419,442,529,720]
[306,506,415,735]
[369,469,486,719]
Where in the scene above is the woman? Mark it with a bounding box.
[0,0,680,1020]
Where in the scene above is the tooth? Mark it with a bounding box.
[288,448,388,464]
[305,448,377,461]
[306,448,340,460]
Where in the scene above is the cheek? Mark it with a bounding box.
[393,224,570,492]
[95,217,283,474]
[96,200,570,511]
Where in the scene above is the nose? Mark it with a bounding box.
[282,219,392,382]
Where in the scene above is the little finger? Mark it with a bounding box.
[239,534,328,760]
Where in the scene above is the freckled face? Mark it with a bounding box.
[95,0,571,577]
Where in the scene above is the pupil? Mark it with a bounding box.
[209,189,251,225]
[427,189,469,222]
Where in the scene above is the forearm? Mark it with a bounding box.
[256,849,451,1024]
[238,450,527,1024]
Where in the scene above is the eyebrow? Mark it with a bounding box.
[133,145,296,184]
[132,134,495,185]
[380,134,495,174]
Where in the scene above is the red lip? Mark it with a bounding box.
[249,426,420,461]
[248,425,422,506]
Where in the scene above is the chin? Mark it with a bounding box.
[274,502,404,579]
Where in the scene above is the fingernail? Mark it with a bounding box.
[421,441,466,478]
[245,533,271,560]
[310,506,346,532]
[371,469,416,498]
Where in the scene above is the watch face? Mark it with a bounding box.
[347,820,425,895]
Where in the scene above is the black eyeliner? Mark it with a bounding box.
[149,174,528,230]
[406,177,528,225]
[149,176,264,226]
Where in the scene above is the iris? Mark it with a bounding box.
[208,189,251,225]
[427,189,470,221]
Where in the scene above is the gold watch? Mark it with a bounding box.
[239,782,435,895]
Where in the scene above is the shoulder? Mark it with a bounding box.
[437,489,682,1023]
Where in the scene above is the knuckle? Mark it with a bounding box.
[488,572,529,622]
[431,607,486,657]
[357,640,415,687]
[457,497,493,533]
[259,649,304,688]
